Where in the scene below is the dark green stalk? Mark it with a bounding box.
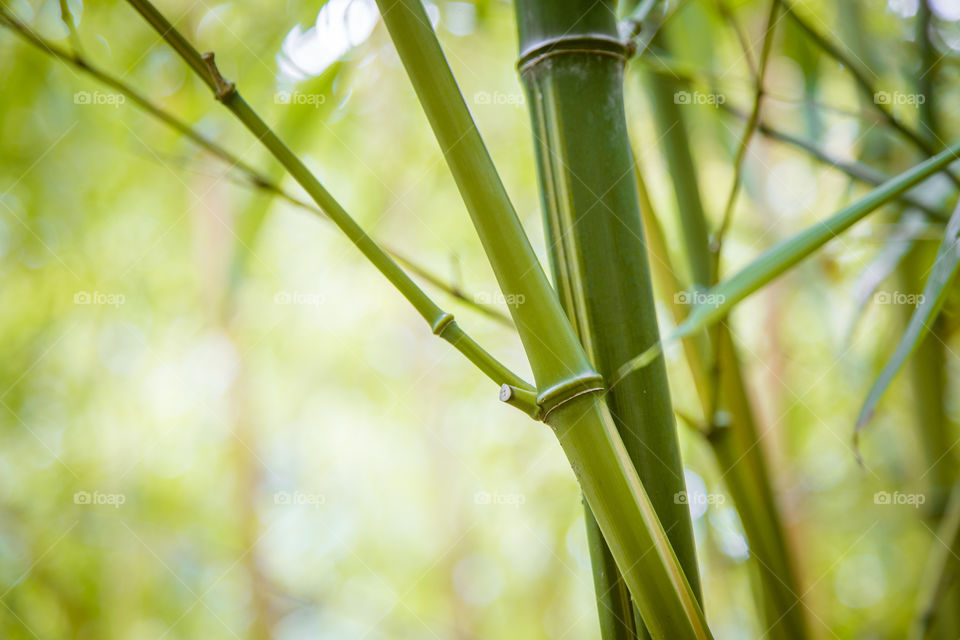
[911,482,960,640]
[916,0,940,148]
[908,0,954,518]
[121,0,537,415]
[513,2,702,637]
[644,31,713,286]
[907,12,960,636]
[638,19,808,638]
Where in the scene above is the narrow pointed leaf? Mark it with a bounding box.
[617,140,960,380]
[845,212,928,343]
[856,200,960,431]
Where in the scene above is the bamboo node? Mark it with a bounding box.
[202,52,236,102]
[537,372,605,421]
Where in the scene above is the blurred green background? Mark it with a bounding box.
[0,0,958,637]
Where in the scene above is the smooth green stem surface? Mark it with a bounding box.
[375,0,597,398]
[375,1,711,636]
[515,0,700,640]
[547,392,712,640]
[515,3,701,637]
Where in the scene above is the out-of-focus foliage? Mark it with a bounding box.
[0,0,957,638]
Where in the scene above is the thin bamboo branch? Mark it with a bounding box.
[713,0,780,259]
[715,0,757,79]
[619,138,960,376]
[0,8,514,329]
[782,1,960,186]
[119,0,537,416]
[719,102,951,220]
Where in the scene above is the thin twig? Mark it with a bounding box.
[782,0,960,188]
[720,102,952,221]
[4,2,536,410]
[714,0,757,79]
[711,0,781,271]
[0,7,514,329]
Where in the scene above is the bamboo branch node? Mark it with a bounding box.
[537,373,604,421]
[430,312,454,336]
[201,52,236,102]
[499,385,542,421]
[517,35,629,75]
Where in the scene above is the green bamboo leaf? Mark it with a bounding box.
[845,212,928,343]
[855,201,960,432]
[616,140,960,382]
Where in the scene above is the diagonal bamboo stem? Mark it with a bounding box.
[119,0,537,416]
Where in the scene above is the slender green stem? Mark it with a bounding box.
[373,0,597,396]
[0,8,513,328]
[911,482,960,640]
[715,1,757,79]
[56,0,82,55]
[121,0,536,416]
[713,0,780,260]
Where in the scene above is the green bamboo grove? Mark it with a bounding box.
[1,0,959,637]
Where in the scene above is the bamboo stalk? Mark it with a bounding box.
[372,1,710,635]
[121,0,714,633]
[512,2,702,637]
